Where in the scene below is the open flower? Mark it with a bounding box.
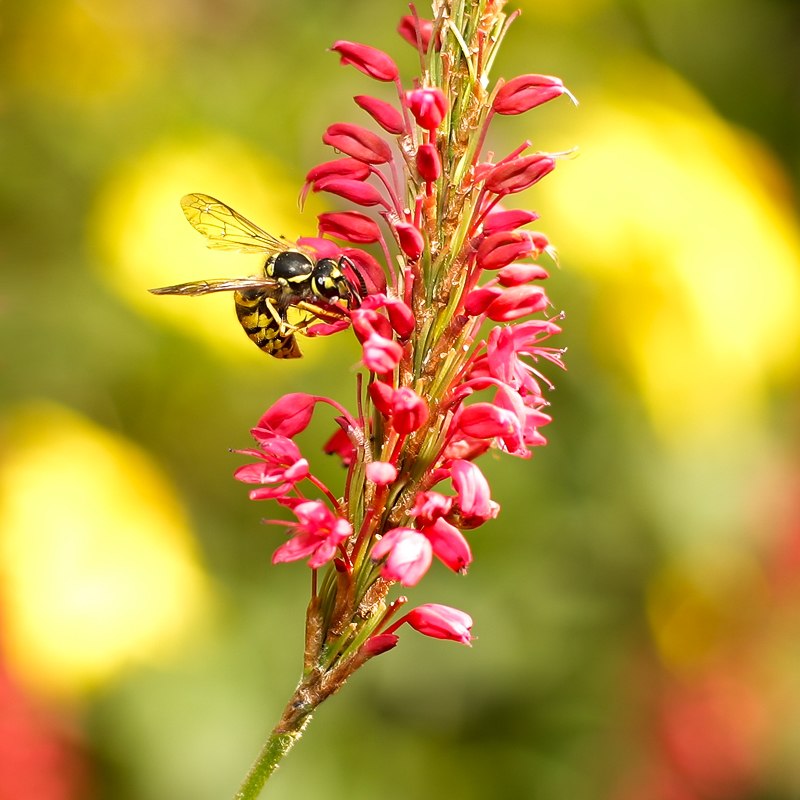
[269,501,352,569]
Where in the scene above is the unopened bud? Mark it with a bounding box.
[317,211,382,244]
[395,221,425,259]
[331,40,399,82]
[406,87,448,130]
[323,123,393,165]
[416,143,442,181]
[354,95,406,135]
[482,208,540,235]
[398,15,438,52]
[484,154,556,195]
[476,230,540,271]
[313,177,385,207]
[493,74,574,115]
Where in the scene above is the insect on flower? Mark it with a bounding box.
[149,193,364,358]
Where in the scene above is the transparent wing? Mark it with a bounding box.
[180,193,297,255]
[148,276,279,296]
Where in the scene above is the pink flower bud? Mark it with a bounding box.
[457,402,520,439]
[331,41,399,82]
[362,633,399,656]
[255,393,318,437]
[366,460,398,485]
[405,87,448,130]
[411,491,454,525]
[484,154,556,195]
[416,143,442,181]
[396,221,425,259]
[422,517,472,572]
[360,294,415,338]
[323,123,393,165]
[476,230,540,271]
[483,285,548,321]
[372,527,432,586]
[352,308,393,340]
[305,158,371,185]
[317,211,382,244]
[398,16,438,52]
[450,460,500,527]
[354,95,406,135]
[404,604,474,645]
[493,74,572,115]
[482,208,540,235]
[497,262,550,286]
[368,379,395,416]
[313,177,385,207]
[392,387,429,434]
[363,334,403,374]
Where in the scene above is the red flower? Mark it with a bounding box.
[464,284,548,321]
[323,123,393,164]
[410,491,454,525]
[406,87,448,130]
[482,208,540,235]
[420,517,472,572]
[403,604,474,645]
[397,15,438,52]
[253,393,318,439]
[354,95,406,135]
[270,500,352,569]
[323,427,355,466]
[416,143,442,181]
[362,334,403,374]
[234,436,310,500]
[476,230,544,271]
[449,460,499,528]
[372,527,432,586]
[366,461,398,485]
[359,293,415,338]
[317,211,382,244]
[484,154,556,195]
[331,40,399,82]
[391,387,429,433]
[313,177,386,208]
[497,263,549,287]
[493,74,574,115]
[395,221,425,259]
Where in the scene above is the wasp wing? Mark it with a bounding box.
[180,193,297,255]
[148,276,279,296]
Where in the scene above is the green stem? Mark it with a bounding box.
[232,708,314,799]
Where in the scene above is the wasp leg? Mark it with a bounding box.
[293,301,350,323]
[259,297,299,337]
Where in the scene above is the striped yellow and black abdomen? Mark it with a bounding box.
[233,290,302,359]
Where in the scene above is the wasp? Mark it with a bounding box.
[149,193,362,358]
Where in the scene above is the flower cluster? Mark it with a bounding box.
[240,6,571,665]
[226,2,573,790]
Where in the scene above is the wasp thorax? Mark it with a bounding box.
[269,251,315,284]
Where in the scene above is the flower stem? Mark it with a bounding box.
[232,704,314,799]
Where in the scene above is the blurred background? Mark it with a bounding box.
[2,0,800,798]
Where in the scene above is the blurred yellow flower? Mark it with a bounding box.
[0,402,210,697]
[540,57,800,446]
